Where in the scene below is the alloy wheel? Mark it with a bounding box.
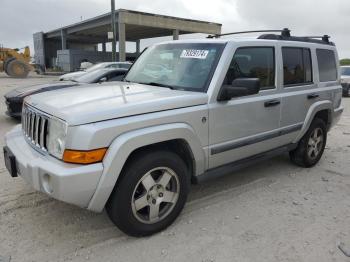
[131,167,180,224]
[307,127,324,160]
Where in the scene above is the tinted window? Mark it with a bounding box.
[317,49,337,82]
[282,47,312,86]
[107,71,127,82]
[222,47,275,90]
[119,64,131,69]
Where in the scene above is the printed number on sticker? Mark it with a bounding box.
[180,49,209,59]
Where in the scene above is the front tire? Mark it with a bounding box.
[106,150,190,237]
[289,118,327,167]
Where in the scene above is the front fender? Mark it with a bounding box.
[87,123,206,212]
[293,100,332,143]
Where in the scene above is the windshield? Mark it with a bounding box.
[341,67,350,76]
[125,43,225,92]
[75,70,106,83]
[85,63,108,72]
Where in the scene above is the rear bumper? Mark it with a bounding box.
[4,126,104,209]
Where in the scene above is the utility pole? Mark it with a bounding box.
[111,0,117,61]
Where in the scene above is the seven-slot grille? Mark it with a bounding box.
[22,104,49,152]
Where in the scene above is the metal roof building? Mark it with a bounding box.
[33,9,222,72]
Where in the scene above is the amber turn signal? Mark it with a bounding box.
[63,148,107,164]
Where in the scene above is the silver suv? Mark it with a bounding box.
[3,29,344,236]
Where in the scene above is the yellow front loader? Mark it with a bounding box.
[0,46,37,78]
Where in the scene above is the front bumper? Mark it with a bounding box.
[4,126,104,209]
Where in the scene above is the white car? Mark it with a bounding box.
[341,66,350,97]
[59,62,132,81]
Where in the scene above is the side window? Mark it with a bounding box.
[222,47,275,90]
[120,64,131,69]
[282,47,312,86]
[107,71,127,82]
[316,49,337,82]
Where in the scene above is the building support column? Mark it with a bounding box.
[136,40,141,56]
[118,22,126,61]
[61,29,67,50]
[173,29,179,40]
[111,0,117,61]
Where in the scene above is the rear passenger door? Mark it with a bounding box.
[279,46,338,145]
[278,46,316,143]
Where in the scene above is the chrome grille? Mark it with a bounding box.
[22,104,49,152]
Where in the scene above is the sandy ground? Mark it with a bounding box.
[0,72,350,262]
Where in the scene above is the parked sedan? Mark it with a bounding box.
[59,62,132,81]
[5,68,128,118]
[341,66,350,97]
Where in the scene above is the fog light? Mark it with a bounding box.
[42,174,53,194]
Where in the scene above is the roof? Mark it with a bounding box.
[153,37,337,49]
[43,9,222,44]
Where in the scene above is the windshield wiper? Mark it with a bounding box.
[143,82,175,90]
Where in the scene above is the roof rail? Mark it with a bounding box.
[258,33,334,46]
[207,28,334,46]
[302,35,330,43]
[207,28,291,39]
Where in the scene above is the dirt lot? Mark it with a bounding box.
[0,73,350,262]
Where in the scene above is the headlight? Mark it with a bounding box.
[47,117,68,159]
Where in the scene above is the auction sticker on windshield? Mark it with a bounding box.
[180,49,209,59]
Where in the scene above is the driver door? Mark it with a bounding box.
[209,46,282,168]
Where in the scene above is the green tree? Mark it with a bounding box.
[340,59,350,66]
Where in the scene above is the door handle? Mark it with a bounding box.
[264,99,280,107]
[307,93,319,99]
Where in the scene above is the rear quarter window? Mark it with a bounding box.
[316,49,337,82]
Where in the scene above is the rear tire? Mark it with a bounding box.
[289,118,327,167]
[7,59,29,78]
[106,150,190,237]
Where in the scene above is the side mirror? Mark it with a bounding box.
[217,78,260,101]
[99,77,107,83]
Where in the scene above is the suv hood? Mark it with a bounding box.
[25,82,208,125]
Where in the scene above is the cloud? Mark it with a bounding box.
[0,0,349,58]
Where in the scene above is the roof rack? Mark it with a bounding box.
[207,28,291,38]
[207,28,334,46]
